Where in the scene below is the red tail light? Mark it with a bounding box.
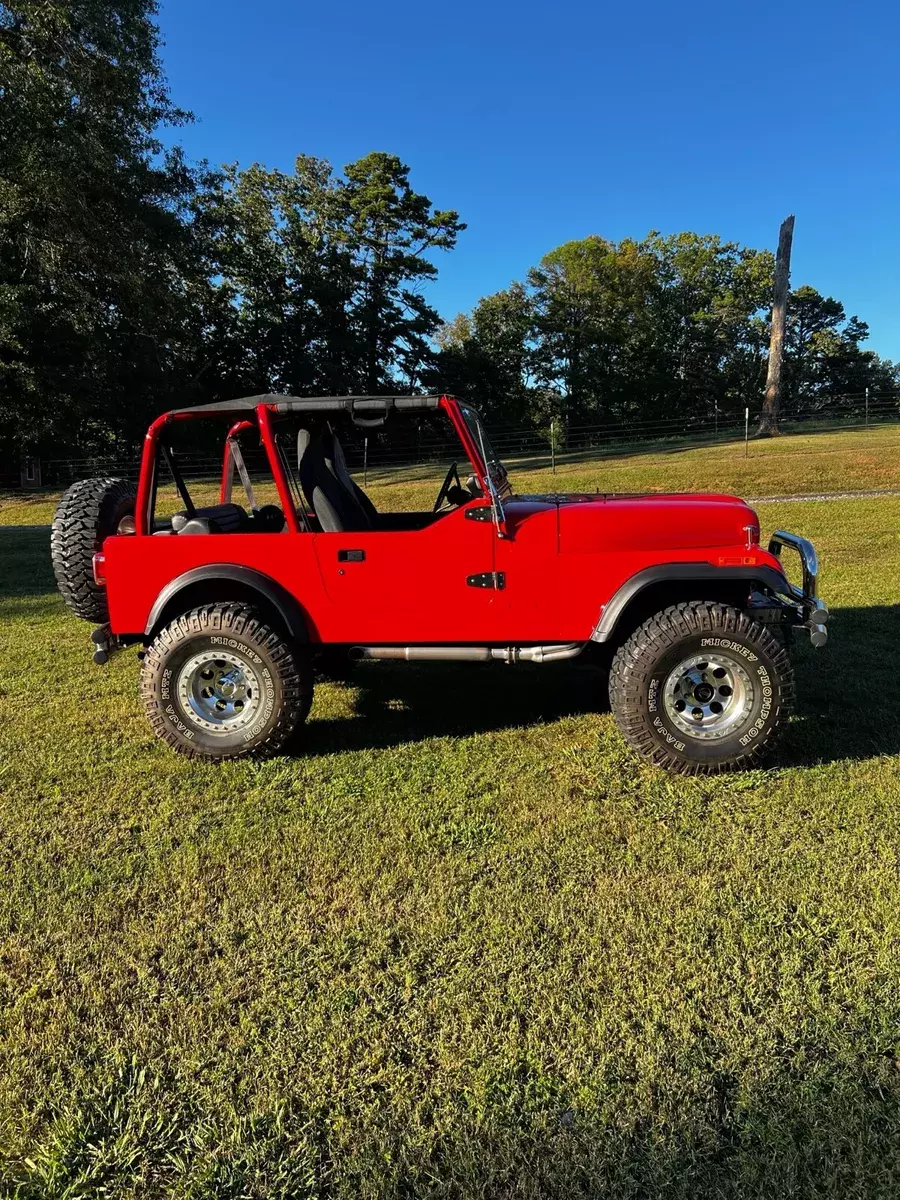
[92,553,107,586]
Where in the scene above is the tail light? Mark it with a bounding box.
[92,553,107,586]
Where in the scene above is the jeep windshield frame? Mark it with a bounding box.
[456,403,512,500]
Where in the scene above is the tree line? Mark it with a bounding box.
[436,234,899,433]
[1,1,897,467]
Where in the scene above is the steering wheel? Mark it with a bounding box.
[433,462,464,513]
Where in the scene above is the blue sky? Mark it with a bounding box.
[158,0,900,359]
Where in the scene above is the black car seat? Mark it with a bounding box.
[324,426,379,526]
[171,503,249,534]
[297,428,372,532]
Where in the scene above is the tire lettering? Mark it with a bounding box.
[700,637,757,662]
[652,716,685,752]
[164,704,194,739]
[208,636,262,664]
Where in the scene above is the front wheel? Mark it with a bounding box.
[140,603,313,760]
[609,601,794,774]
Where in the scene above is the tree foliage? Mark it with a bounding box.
[0,2,895,466]
[0,0,205,451]
[433,233,898,432]
[0,4,463,458]
[194,153,463,403]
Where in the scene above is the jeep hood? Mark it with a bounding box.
[513,492,760,554]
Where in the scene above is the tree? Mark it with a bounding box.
[193,152,465,399]
[0,0,206,455]
[432,283,534,424]
[643,232,774,425]
[782,285,899,409]
[342,152,464,392]
[758,215,795,436]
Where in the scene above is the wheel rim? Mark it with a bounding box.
[177,650,263,735]
[662,653,755,741]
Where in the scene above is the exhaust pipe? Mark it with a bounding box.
[352,643,584,664]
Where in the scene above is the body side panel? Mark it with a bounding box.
[105,504,500,643]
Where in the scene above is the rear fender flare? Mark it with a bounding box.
[592,563,789,643]
[145,565,311,643]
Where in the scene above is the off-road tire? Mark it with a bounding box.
[51,477,137,622]
[140,603,313,761]
[609,601,794,775]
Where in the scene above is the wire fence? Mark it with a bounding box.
[5,391,900,491]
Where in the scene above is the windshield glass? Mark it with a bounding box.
[458,404,511,498]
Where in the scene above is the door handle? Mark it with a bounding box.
[337,549,366,562]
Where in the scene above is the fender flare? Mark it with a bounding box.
[145,565,311,642]
[591,563,789,643]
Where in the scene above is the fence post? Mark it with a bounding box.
[866,387,869,429]
[745,407,749,457]
[363,437,368,487]
[550,420,556,474]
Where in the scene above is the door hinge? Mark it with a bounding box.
[467,571,505,590]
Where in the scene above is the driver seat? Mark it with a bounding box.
[297,428,374,533]
[325,426,378,526]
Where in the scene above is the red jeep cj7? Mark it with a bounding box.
[50,393,828,773]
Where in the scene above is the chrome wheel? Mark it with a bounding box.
[177,650,262,735]
[662,653,754,741]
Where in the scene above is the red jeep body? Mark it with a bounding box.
[69,392,826,771]
[103,395,801,647]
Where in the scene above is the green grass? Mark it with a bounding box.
[2,431,900,1196]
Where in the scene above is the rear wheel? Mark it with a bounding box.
[609,601,794,774]
[140,603,313,760]
[51,477,137,622]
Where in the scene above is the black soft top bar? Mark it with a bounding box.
[167,394,443,417]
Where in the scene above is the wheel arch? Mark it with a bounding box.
[593,564,788,649]
[145,566,312,644]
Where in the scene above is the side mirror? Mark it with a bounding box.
[465,475,483,498]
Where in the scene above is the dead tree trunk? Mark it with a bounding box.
[758,214,795,436]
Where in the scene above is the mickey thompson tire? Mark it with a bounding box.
[140,604,314,761]
[609,602,794,775]
[51,477,137,622]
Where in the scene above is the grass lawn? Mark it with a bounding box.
[2,432,900,1196]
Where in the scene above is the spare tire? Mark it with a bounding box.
[51,477,137,622]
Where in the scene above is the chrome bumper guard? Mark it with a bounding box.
[767,530,829,647]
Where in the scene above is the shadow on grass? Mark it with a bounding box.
[7,1052,900,1198]
[304,606,900,767]
[303,658,608,756]
[784,603,900,767]
[0,524,55,597]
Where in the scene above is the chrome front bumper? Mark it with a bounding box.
[768,530,829,647]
